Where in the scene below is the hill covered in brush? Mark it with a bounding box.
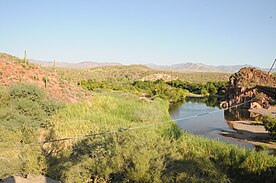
[0,53,90,102]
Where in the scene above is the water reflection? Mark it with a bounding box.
[170,97,275,153]
[170,97,254,148]
[169,96,219,112]
[224,108,262,121]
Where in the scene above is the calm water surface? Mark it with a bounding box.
[170,97,255,148]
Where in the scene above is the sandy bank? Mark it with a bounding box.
[220,120,276,149]
[250,106,276,118]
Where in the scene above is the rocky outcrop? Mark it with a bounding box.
[228,67,276,88]
[223,67,276,109]
[141,74,177,81]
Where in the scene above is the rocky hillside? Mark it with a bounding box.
[0,53,90,102]
[224,67,276,109]
[230,67,276,87]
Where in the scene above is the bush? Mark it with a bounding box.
[262,116,276,136]
[168,80,227,96]
[10,83,44,101]
[79,79,188,103]
[0,83,64,178]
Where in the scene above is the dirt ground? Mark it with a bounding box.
[220,106,276,149]
[2,175,60,183]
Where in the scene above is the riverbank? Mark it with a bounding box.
[221,106,276,149]
[250,106,276,118]
[220,120,276,149]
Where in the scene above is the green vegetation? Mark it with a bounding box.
[53,65,152,83]
[79,78,227,104]
[1,54,275,182]
[42,76,49,89]
[49,93,170,141]
[1,84,276,182]
[44,65,230,84]
[262,116,276,136]
[168,80,227,96]
[79,79,189,103]
[24,50,27,65]
[0,83,63,178]
[44,93,276,182]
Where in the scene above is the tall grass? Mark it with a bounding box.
[49,92,170,145]
[46,92,276,183]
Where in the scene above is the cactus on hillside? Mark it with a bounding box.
[24,50,27,65]
[43,76,48,89]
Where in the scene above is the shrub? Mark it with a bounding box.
[10,83,44,101]
[0,83,64,178]
[262,116,276,136]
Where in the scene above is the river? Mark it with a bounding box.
[170,97,256,148]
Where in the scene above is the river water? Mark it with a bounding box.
[170,97,256,148]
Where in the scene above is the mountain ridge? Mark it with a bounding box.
[28,59,275,73]
[29,59,122,69]
[146,63,261,73]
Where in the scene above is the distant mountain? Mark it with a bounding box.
[29,59,121,69]
[216,64,253,73]
[29,59,275,73]
[146,63,261,73]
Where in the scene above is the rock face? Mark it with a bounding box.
[223,67,276,109]
[228,67,276,88]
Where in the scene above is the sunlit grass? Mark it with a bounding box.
[47,91,276,183]
[50,92,170,145]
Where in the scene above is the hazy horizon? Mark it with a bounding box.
[1,0,275,68]
[28,57,272,70]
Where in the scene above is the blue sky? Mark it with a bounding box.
[0,0,275,67]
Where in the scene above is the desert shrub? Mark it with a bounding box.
[0,83,63,179]
[0,86,10,107]
[10,83,44,101]
[262,116,276,136]
[79,79,188,103]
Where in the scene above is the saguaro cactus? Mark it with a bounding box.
[24,50,27,65]
[43,76,48,89]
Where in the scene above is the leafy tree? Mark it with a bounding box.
[206,82,217,95]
